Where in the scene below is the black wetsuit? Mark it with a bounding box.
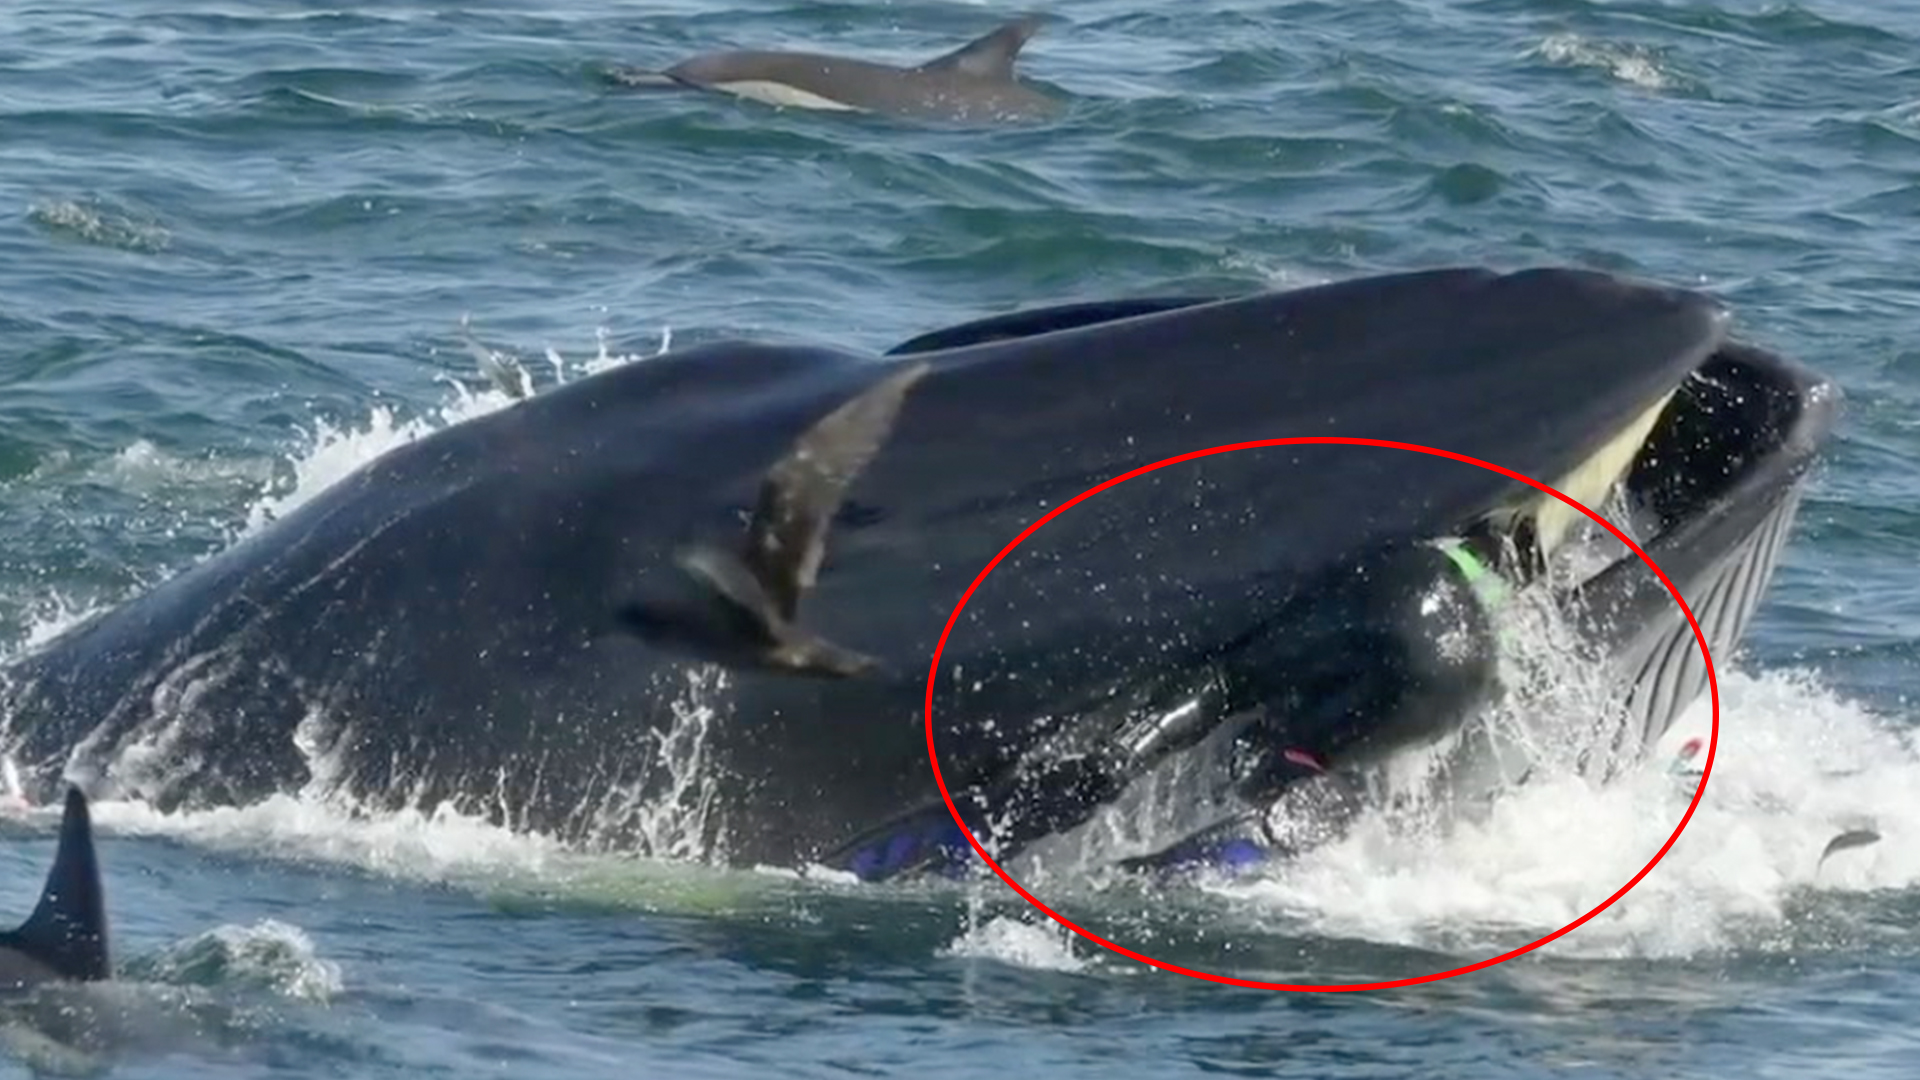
[826,537,1510,881]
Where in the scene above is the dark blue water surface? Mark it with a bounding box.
[3,1,1919,1076]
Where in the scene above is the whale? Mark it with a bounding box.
[607,16,1061,124]
[0,267,1839,881]
[0,789,109,991]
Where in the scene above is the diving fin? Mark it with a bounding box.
[1115,812,1277,876]
[668,360,932,678]
[0,788,110,984]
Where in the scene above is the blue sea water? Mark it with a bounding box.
[2,0,1920,1076]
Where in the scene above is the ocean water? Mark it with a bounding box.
[3,0,1919,1076]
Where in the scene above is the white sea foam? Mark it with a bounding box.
[1200,668,1919,960]
[1530,33,1679,92]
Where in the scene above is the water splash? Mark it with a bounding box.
[1530,34,1683,92]
[242,322,670,534]
[1202,667,1920,960]
[590,665,731,863]
[129,920,344,1003]
[941,913,1092,974]
[28,198,172,254]
[3,318,721,858]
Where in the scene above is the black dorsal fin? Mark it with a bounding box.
[918,15,1045,81]
[0,788,110,982]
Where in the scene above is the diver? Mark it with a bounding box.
[1119,529,1518,875]
[826,530,1522,883]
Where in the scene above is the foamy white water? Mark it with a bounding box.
[1530,33,1683,92]
[942,913,1093,974]
[1203,667,1918,960]
[243,323,669,533]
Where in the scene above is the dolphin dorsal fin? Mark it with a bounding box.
[0,788,110,982]
[919,15,1044,81]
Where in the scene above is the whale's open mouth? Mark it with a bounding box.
[1451,332,1836,642]
[1557,338,1838,770]
[1114,336,1840,877]
[863,276,1840,882]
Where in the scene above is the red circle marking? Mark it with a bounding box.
[921,436,1719,992]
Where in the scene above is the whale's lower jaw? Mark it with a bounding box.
[1579,339,1839,769]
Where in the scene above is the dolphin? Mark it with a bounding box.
[0,268,1839,881]
[608,16,1061,124]
[0,789,109,991]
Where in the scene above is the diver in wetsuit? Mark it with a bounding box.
[1122,533,1514,873]
[826,533,1517,882]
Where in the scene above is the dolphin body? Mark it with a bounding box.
[0,789,109,992]
[0,268,1838,879]
[609,16,1061,124]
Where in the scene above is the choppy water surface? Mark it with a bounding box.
[3,1,1919,1076]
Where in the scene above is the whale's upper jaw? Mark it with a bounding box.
[879,265,1732,575]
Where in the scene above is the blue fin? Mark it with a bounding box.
[1116,814,1276,876]
[822,804,981,882]
[0,787,110,982]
